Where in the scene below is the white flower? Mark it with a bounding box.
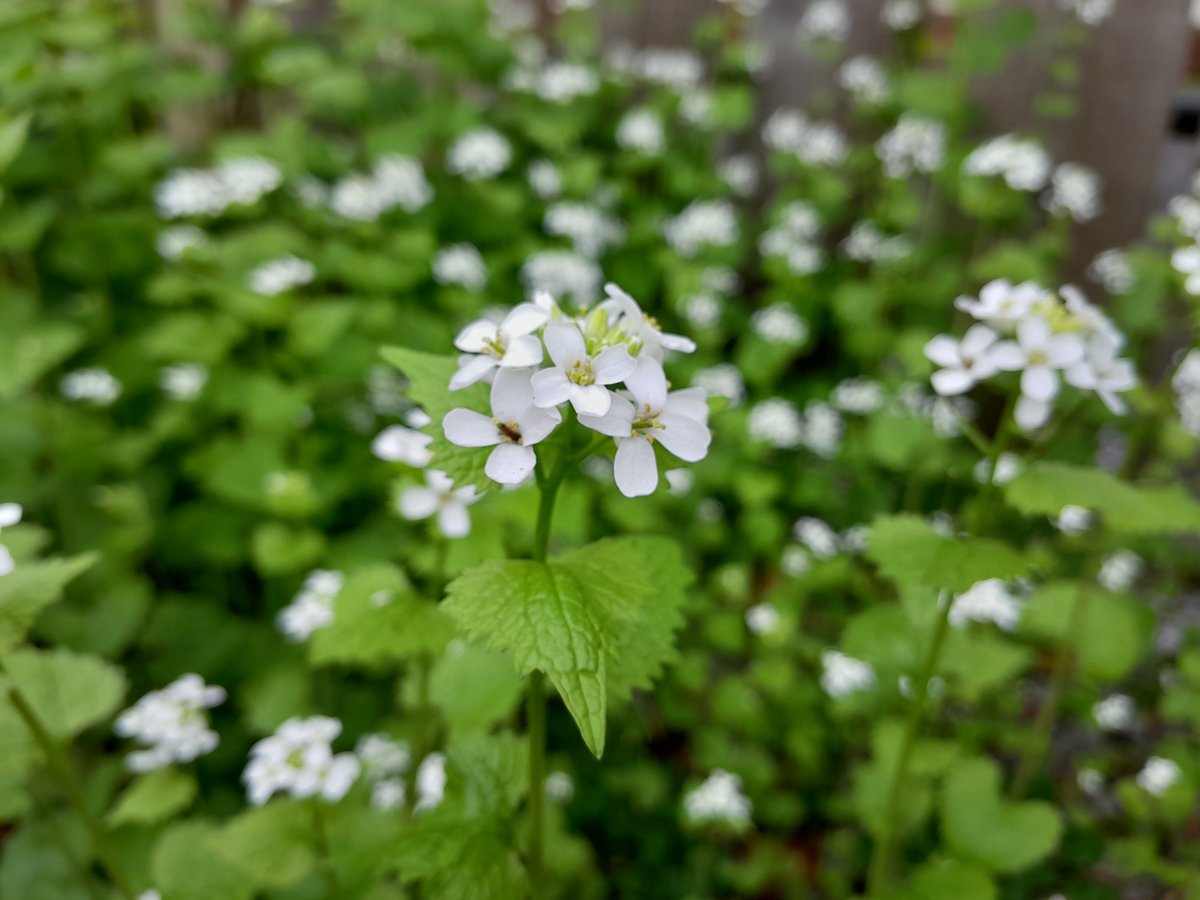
[882,0,922,29]
[248,255,315,296]
[432,244,487,290]
[531,323,637,417]
[544,203,625,258]
[877,115,946,178]
[156,225,207,261]
[781,544,811,578]
[751,304,808,346]
[1055,505,1094,534]
[545,771,575,801]
[115,675,225,772]
[415,753,446,812]
[374,155,434,214]
[371,778,406,811]
[1045,162,1102,222]
[954,280,1049,331]
[1172,245,1200,295]
[760,202,824,275]
[602,283,697,357]
[694,364,746,407]
[1064,332,1137,415]
[831,378,884,415]
[949,579,1022,631]
[1136,756,1181,797]
[992,316,1087,412]
[243,716,361,806]
[161,364,208,401]
[821,649,875,697]
[1057,0,1115,25]
[842,221,911,263]
[450,303,549,391]
[745,603,780,635]
[1093,694,1134,731]
[0,503,24,533]
[719,155,759,197]
[0,546,13,578]
[527,160,562,199]
[616,109,665,156]
[447,128,512,181]
[372,425,432,467]
[684,293,723,329]
[1171,194,1200,238]
[510,61,599,103]
[974,452,1022,485]
[61,368,121,405]
[683,770,752,828]
[398,470,478,538]
[521,251,602,306]
[839,56,891,105]
[798,0,850,42]
[1089,249,1135,295]
[444,369,562,484]
[154,157,281,219]
[794,517,840,558]
[663,200,738,257]
[925,324,1005,396]
[215,157,283,206]
[747,398,803,448]
[277,570,343,643]
[1098,550,1142,592]
[963,135,1052,192]
[621,47,704,91]
[841,525,870,554]
[578,357,711,498]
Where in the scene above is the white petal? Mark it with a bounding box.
[931,368,974,396]
[578,394,635,437]
[399,487,439,521]
[1015,395,1052,431]
[1021,366,1059,402]
[924,335,961,368]
[437,503,472,538]
[569,384,612,417]
[660,332,697,353]
[0,503,23,529]
[531,367,571,408]
[614,437,658,497]
[543,322,587,369]
[1046,333,1085,368]
[449,354,497,391]
[960,324,998,357]
[623,356,668,411]
[501,302,549,337]
[655,412,711,462]
[516,405,562,445]
[1097,389,1127,415]
[591,344,638,386]
[491,368,536,421]
[987,341,1025,371]
[454,320,497,353]
[443,409,500,447]
[498,333,543,369]
[1016,315,1051,350]
[486,442,537,484]
[664,387,709,424]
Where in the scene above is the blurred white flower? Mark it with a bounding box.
[964,135,1052,192]
[372,425,432,467]
[243,716,360,806]
[794,517,839,558]
[745,603,781,635]
[544,202,625,258]
[1055,505,1094,534]
[277,570,343,643]
[415,752,447,812]
[1136,756,1180,797]
[617,108,665,156]
[882,0,922,29]
[160,364,208,401]
[61,368,121,405]
[839,56,891,105]
[156,225,207,261]
[433,244,487,290]
[751,303,809,346]
[748,398,803,448]
[1057,0,1115,25]
[821,649,875,697]
[663,200,738,257]
[522,251,602,306]
[1093,693,1134,731]
[1098,550,1142,592]
[1089,249,1135,295]
[877,115,946,178]
[831,378,884,415]
[527,160,563,200]
[949,579,1022,631]
[248,255,315,296]
[694,364,746,407]
[116,675,225,772]
[842,221,911,263]
[800,402,844,458]
[683,770,752,828]
[447,128,512,181]
[798,0,851,42]
[1045,162,1102,222]
[781,544,812,578]
[398,470,478,538]
[973,452,1022,485]
[719,155,759,198]
[155,156,281,219]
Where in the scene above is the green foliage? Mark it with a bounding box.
[107,769,198,827]
[0,552,96,652]
[867,515,1029,593]
[3,647,125,740]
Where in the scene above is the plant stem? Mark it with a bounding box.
[526,452,567,897]
[1011,582,1090,798]
[310,799,339,897]
[866,591,952,897]
[7,688,136,900]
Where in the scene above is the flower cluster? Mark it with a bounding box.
[763,109,849,167]
[1044,162,1102,222]
[820,649,875,697]
[328,155,433,221]
[356,733,411,811]
[545,202,626,258]
[442,285,711,497]
[521,250,602,305]
[277,570,344,643]
[925,279,1137,430]
[797,0,851,43]
[838,56,891,106]
[663,200,739,257]
[446,128,512,181]
[876,115,946,179]
[243,716,361,805]
[155,157,282,219]
[759,201,823,275]
[115,674,226,772]
[248,255,315,296]
[948,579,1022,631]
[682,770,752,829]
[61,368,122,405]
[963,135,1052,193]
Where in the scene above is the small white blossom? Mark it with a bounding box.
[877,115,946,178]
[1172,244,1200,296]
[973,452,1022,485]
[372,425,432,467]
[800,402,844,458]
[882,0,922,29]
[751,304,809,346]
[781,544,812,578]
[747,398,803,448]
[398,470,478,539]
[663,200,739,258]
[616,109,665,156]
[115,675,225,772]
[954,280,1049,332]
[1045,162,1102,222]
[839,56,891,105]
[277,570,343,643]
[949,579,1022,631]
[798,0,850,42]
[964,135,1052,192]
[1136,756,1181,797]
[248,255,315,296]
[521,251,602,306]
[694,364,746,407]
[764,110,849,166]
[1057,0,1116,26]
[415,753,446,812]
[155,156,281,219]
[527,160,563,200]
[842,222,911,263]
[156,225,207,261]
[683,770,752,828]
[719,155,759,198]
[449,303,549,390]
[924,324,1006,396]
[447,128,512,181]
[745,603,781,635]
[433,244,487,290]
[61,368,121,405]
[0,503,21,533]
[544,203,625,258]
[683,293,724,329]
[1089,249,1135,295]
[793,517,840,558]
[1055,505,1094,535]
[243,716,360,806]
[509,61,598,103]
[1099,550,1143,592]
[831,378,884,415]
[160,364,208,401]
[545,771,575,801]
[821,649,875,697]
[1093,694,1134,731]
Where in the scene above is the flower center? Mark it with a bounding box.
[483,334,506,358]
[1027,349,1048,366]
[496,421,523,444]
[566,360,594,386]
[631,405,663,439]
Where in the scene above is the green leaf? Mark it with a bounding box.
[1004,463,1200,534]
[940,757,1061,873]
[443,560,608,756]
[251,522,325,576]
[0,553,97,652]
[107,769,197,827]
[3,647,125,740]
[309,564,456,668]
[152,821,254,900]
[391,818,527,900]
[905,859,996,900]
[446,731,529,817]
[429,644,523,736]
[1019,581,1153,680]
[852,719,960,837]
[0,113,32,175]
[213,802,316,889]
[867,515,1028,593]
[380,346,493,492]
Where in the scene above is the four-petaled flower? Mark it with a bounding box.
[601,283,697,358]
[993,316,1086,405]
[924,324,1002,396]
[531,322,637,416]
[398,469,478,538]
[443,369,561,484]
[450,303,548,391]
[954,280,1047,331]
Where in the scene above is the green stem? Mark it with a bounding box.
[526,451,568,898]
[866,591,953,896]
[310,799,339,897]
[1011,582,1090,797]
[7,688,136,900]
